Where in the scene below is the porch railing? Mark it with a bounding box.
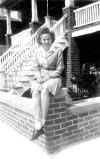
[74,1,100,28]
[11,28,31,46]
[0,23,47,74]
[51,14,68,37]
[71,84,89,100]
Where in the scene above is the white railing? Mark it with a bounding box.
[2,45,32,74]
[0,41,31,72]
[11,28,31,46]
[0,23,47,74]
[74,1,100,28]
[51,14,68,37]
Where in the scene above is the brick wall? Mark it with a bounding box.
[0,89,100,153]
[38,91,100,153]
[71,38,80,75]
[66,37,80,87]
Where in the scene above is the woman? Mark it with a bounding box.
[31,27,64,138]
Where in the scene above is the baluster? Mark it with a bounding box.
[88,6,91,23]
[80,10,83,26]
[83,9,85,25]
[83,9,86,25]
[77,11,80,27]
[74,11,76,27]
[82,9,84,25]
[97,4,99,19]
[86,8,89,25]
[95,4,98,19]
[91,5,94,22]
[93,5,96,21]
[98,3,100,19]
[79,10,82,26]
[63,19,66,32]
[85,8,88,24]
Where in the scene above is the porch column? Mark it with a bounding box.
[31,0,39,33]
[64,0,74,8]
[63,0,75,87]
[5,10,12,47]
[44,16,51,28]
[44,0,52,28]
[31,0,38,22]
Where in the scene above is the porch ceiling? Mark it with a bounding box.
[0,0,21,8]
[0,0,64,9]
[0,0,65,20]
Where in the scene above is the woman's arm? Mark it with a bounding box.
[48,49,64,78]
[31,50,42,81]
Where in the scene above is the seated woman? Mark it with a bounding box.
[31,27,64,138]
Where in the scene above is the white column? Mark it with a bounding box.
[6,10,12,35]
[65,0,74,8]
[31,0,38,22]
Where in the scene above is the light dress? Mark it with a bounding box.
[31,46,64,95]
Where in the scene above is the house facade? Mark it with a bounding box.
[0,0,100,96]
[0,1,100,152]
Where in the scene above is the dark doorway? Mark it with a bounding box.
[75,31,100,70]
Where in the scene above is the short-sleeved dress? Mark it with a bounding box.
[31,46,64,96]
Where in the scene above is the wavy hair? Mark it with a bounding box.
[37,27,55,45]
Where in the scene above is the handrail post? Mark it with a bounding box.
[30,0,40,34]
[44,16,52,28]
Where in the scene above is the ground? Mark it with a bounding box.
[0,120,100,159]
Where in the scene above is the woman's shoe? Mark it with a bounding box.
[31,127,45,140]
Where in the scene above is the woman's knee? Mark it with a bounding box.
[32,90,40,97]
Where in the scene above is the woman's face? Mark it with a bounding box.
[40,33,52,50]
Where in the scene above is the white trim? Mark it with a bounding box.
[72,23,100,37]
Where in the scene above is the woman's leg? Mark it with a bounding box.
[31,80,42,130]
[41,78,62,126]
[41,88,50,126]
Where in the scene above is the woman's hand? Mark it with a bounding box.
[33,73,42,83]
[42,73,50,82]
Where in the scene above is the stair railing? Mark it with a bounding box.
[0,23,47,74]
[51,13,68,38]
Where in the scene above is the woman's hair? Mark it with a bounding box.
[37,27,55,45]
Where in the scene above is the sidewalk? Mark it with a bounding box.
[0,120,100,159]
